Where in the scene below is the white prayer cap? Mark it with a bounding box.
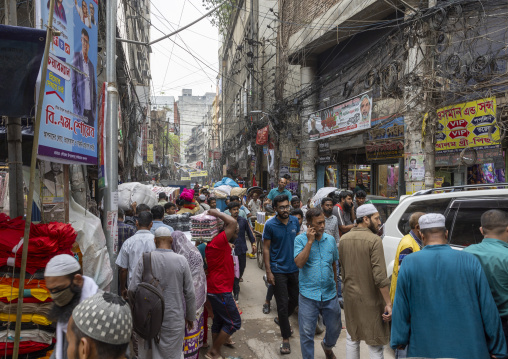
[45,254,80,277]
[419,213,446,230]
[154,226,172,237]
[356,204,378,218]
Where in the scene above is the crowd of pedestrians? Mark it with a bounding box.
[42,182,508,359]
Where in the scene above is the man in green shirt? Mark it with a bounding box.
[463,209,508,343]
[266,177,292,204]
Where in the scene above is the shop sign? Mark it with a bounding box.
[366,141,404,160]
[256,125,269,145]
[317,155,334,164]
[317,141,330,155]
[181,176,191,181]
[36,0,99,165]
[213,151,221,160]
[190,170,208,178]
[435,145,503,167]
[147,144,154,163]
[308,92,372,141]
[368,116,404,140]
[435,97,499,153]
[290,158,300,173]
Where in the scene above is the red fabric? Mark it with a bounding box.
[252,175,257,187]
[0,296,52,304]
[0,215,76,274]
[0,340,52,355]
[256,125,269,145]
[205,231,234,294]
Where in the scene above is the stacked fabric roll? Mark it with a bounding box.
[191,215,222,242]
[0,214,77,358]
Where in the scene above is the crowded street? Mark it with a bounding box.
[1,0,508,358]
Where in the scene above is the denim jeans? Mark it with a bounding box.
[298,294,342,359]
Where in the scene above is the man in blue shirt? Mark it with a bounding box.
[150,205,174,234]
[263,194,299,355]
[229,201,256,302]
[464,209,508,344]
[295,208,341,359]
[266,177,292,204]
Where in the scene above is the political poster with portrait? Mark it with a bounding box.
[404,154,425,181]
[36,0,98,165]
[39,160,66,223]
[308,92,372,141]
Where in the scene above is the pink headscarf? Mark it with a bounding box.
[180,188,195,202]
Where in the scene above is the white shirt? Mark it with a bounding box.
[115,229,155,283]
[81,52,91,111]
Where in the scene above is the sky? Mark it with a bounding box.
[149,0,220,99]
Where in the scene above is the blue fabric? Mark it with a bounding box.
[298,294,341,359]
[263,216,299,274]
[234,216,255,255]
[295,232,339,301]
[391,245,507,359]
[464,238,508,317]
[214,177,239,188]
[267,188,292,201]
[207,292,241,335]
[150,220,174,234]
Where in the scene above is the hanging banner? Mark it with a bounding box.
[190,171,208,178]
[308,92,372,141]
[36,0,99,165]
[435,97,499,152]
[290,158,299,173]
[256,125,269,145]
[147,144,154,163]
[98,82,107,188]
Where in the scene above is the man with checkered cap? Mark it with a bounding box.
[391,213,507,359]
[66,291,132,359]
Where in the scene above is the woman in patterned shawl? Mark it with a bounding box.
[171,231,207,359]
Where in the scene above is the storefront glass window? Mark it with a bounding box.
[377,164,399,198]
[348,165,371,194]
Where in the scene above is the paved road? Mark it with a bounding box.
[199,249,395,359]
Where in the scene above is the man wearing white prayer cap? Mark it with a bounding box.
[339,203,392,358]
[45,254,99,359]
[391,214,506,358]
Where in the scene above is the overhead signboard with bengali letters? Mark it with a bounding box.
[36,0,99,165]
[308,92,372,141]
[435,97,499,153]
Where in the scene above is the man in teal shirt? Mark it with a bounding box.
[266,177,292,204]
[464,209,508,344]
[294,207,340,359]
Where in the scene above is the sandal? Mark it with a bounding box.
[263,303,270,314]
[280,342,291,354]
[224,338,235,348]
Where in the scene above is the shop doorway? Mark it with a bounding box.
[375,163,400,198]
[348,165,371,194]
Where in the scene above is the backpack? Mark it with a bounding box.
[130,252,165,345]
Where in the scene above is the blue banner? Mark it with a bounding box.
[37,0,98,165]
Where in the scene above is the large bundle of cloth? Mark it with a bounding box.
[0,214,77,358]
[191,214,223,242]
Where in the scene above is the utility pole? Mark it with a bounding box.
[103,0,119,293]
[4,0,24,218]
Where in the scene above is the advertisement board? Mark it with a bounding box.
[308,92,372,141]
[190,171,208,178]
[405,154,425,181]
[435,97,499,152]
[36,0,99,165]
[147,144,154,163]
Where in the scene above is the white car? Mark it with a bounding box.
[382,184,508,277]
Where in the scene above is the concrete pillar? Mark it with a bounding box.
[299,58,318,203]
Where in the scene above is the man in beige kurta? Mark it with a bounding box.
[339,204,392,359]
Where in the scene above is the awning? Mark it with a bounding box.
[0,24,47,117]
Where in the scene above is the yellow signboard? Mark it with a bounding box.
[181,176,191,181]
[435,97,499,152]
[190,171,208,178]
[147,144,154,162]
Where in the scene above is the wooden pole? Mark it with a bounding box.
[12,0,56,357]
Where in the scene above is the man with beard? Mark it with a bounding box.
[205,209,241,359]
[332,191,355,236]
[45,254,99,359]
[339,204,392,359]
[321,197,342,308]
[263,194,300,355]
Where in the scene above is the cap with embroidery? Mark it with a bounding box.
[72,292,132,345]
[45,254,81,277]
[419,213,446,230]
[356,204,378,218]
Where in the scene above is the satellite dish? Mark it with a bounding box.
[460,147,477,166]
